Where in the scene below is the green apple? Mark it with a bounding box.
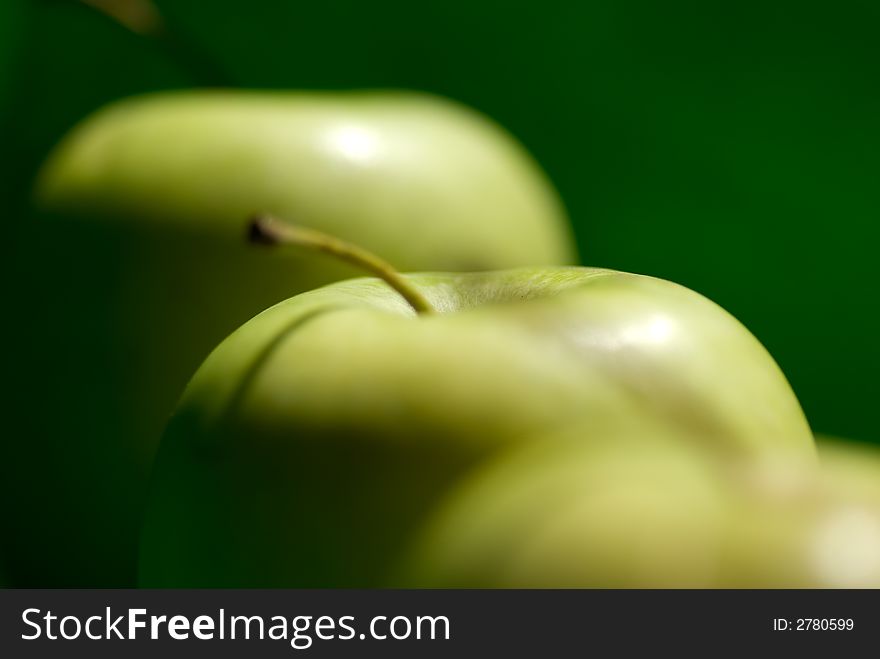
[8,90,574,586]
[814,436,880,512]
[401,434,880,588]
[718,439,880,588]
[399,434,732,588]
[37,91,573,271]
[139,256,813,587]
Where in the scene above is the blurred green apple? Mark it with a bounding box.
[717,438,880,588]
[37,91,573,270]
[814,436,880,513]
[139,260,813,587]
[8,90,574,586]
[400,435,730,587]
[402,433,880,588]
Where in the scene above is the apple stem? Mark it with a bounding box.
[247,214,436,315]
[80,0,165,38]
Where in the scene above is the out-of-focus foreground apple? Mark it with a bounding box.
[401,434,880,587]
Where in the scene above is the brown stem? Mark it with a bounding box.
[247,214,435,315]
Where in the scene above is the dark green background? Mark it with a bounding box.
[3,0,878,446]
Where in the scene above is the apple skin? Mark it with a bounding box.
[7,90,575,587]
[36,91,574,271]
[139,267,813,587]
[401,434,880,588]
[718,438,880,588]
[400,435,731,588]
[815,436,880,509]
